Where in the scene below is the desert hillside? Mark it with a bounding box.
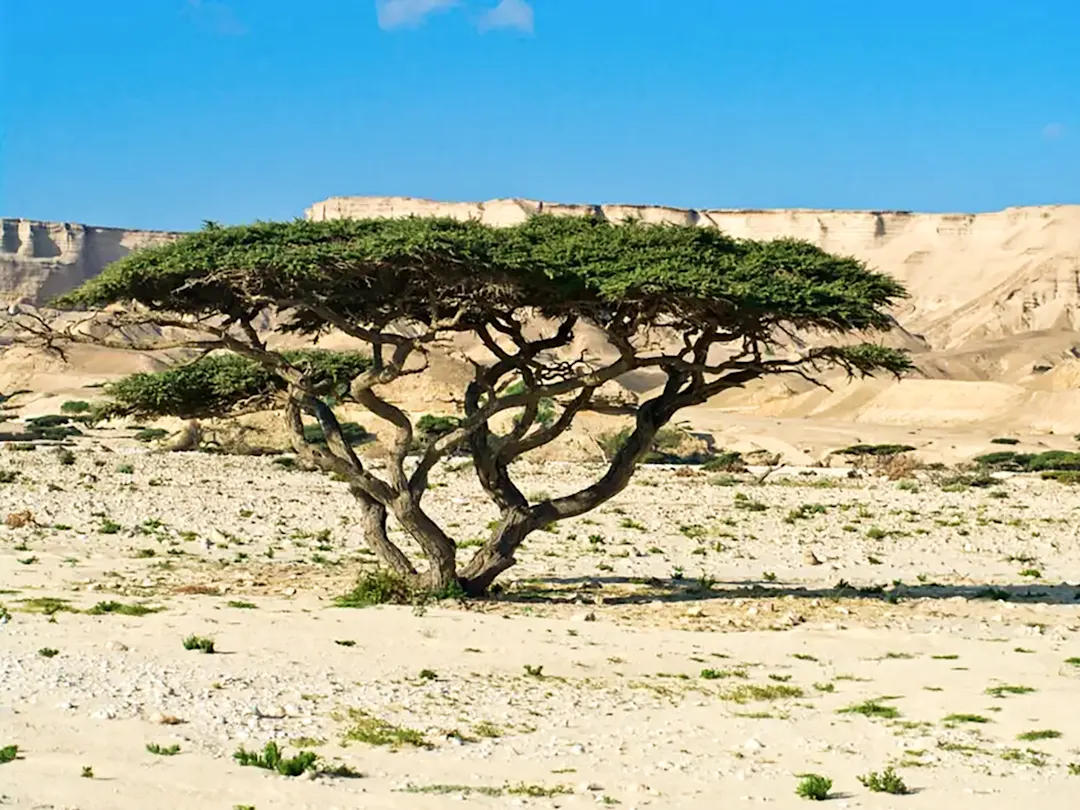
[3,197,1080,439]
[309,197,1080,351]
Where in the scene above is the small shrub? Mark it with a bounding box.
[302,421,369,447]
[702,451,746,473]
[116,463,134,474]
[233,741,317,776]
[985,684,1035,698]
[334,569,414,607]
[87,601,161,616]
[38,647,60,658]
[61,400,92,414]
[1040,470,1080,485]
[795,773,832,801]
[55,447,76,465]
[81,765,94,778]
[340,709,428,748]
[182,634,215,653]
[839,699,900,719]
[146,743,181,756]
[1017,729,1061,741]
[415,414,462,443]
[858,766,908,794]
[0,744,17,764]
[0,470,17,483]
[990,437,1020,445]
[838,443,915,457]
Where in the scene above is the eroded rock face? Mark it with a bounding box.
[0,219,178,306]
[307,196,1080,351]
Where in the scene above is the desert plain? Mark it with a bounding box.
[3,197,1080,808]
[2,425,1080,810]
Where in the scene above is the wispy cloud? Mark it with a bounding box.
[479,0,534,33]
[374,0,534,33]
[1043,123,1067,140]
[376,0,459,30]
[185,0,247,35]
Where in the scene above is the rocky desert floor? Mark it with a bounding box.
[2,432,1080,809]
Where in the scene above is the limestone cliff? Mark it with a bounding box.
[0,219,178,307]
[307,197,1080,351]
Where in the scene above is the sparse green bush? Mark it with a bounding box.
[302,421,370,447]
[99,350,371,420]
[334,569,415,607]
[838,443,915,457]
[702,451,746,472]
[858,766,908,794]
[0,744,17,764]
[182,634,215,653]
[233,741,317,776]
[1040,470,1080,485]
[415,414,461,443]
[990,437,1019,445]
[796,773,832,801]
[61,400,92,414]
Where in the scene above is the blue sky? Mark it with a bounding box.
[2,0,1077,231]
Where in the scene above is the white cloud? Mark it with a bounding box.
[376,0,459,29]
[1043,123,1066,140]
[478,0,534,33]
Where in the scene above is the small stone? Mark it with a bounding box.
[685,606,704,618]
[803,549,823,566]
[572,612,596,623]
[105,640,128,652]
[283,587,297,596]
[149,711,183,725]
[743,738,765,751]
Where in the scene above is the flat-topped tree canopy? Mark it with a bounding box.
[57,215,908,346]
[48,214,911,596]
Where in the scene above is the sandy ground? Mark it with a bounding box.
[2,433,1080,809]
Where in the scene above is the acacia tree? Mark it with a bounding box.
[38,214,910,595]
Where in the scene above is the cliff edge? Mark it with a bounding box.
[0,219,178,307]
[308,196,1080,351]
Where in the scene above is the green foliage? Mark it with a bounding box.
[99,350,371,420]
[858,766,908,794]
[340,709,428,748]
[701,451,746,472]
[233,741,318,776]
[838,443,915,456]
[60,400,92,414]
[416,414,462,442]
[975,450,1080,472]
[795,773,833,801]
[87,601,162,616]
[182,634,216,653]
[57,217,909,346]
[334,569,415,607]
[302,421,370,446]
[0,745,17,764]
[990,437,1019,445]
[1041,470,1080,484]
[146,743,181,756]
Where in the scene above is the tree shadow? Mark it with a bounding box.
[494,575,1080,607]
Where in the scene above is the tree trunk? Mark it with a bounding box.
[391,497,459,592]
[458,509,533,595]
[350,484,416,577]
